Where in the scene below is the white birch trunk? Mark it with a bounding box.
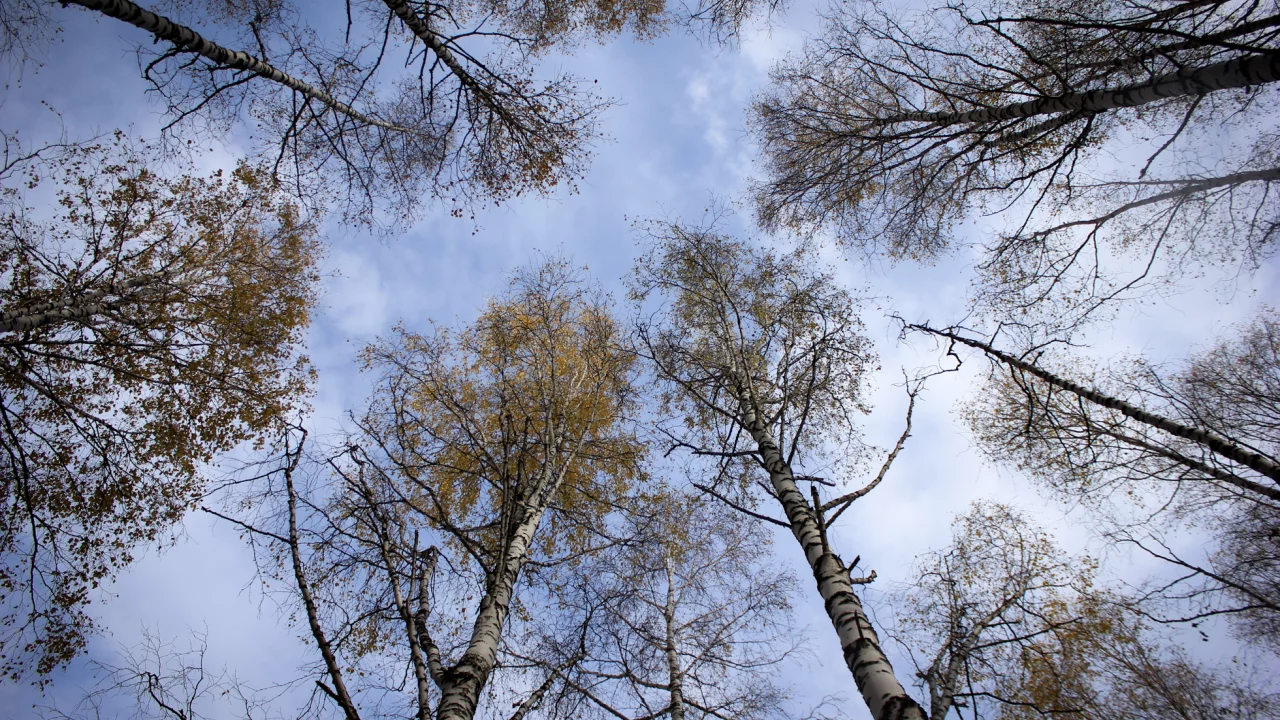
[664,557,686,720]
[879,52,1280,128]
[919,327,1280,486]
[379,0,511,123]
[435,499,549,720]
[0,274,168,333]
[736,394,927,720]
[67,0,405,131]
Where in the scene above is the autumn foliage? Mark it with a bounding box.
[0,140,320,679]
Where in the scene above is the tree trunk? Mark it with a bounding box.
[0,274,168,333]
[878,52,1280,128]
[285,452,361,720]
[378,0,511,123]
[736,392,927,720]
[435,500,549,720]
[915,326,1280,485]
[66,0,403,131]
[664,557,686,720]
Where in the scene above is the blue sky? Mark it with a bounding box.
[3,0,1279,717]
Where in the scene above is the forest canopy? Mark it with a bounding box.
[1,0,1278,719]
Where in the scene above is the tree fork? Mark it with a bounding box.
[737,394,927,720]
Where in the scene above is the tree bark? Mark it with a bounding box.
[735,387,927,720]
[0,274,167,333]
[435,499,549,720]
[877,52,1280,128]
[1027,167,1280,237]
[664,557,686,720]
[378,0,514,125]
[915,325,1280,485]
[66,0,404,131]
[284,444,361,720]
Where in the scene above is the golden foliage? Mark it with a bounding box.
[0,137,320,679]
[359,258,643,568]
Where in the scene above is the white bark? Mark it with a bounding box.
[0,274,165,333]
[379,0,514,125]
[66,0,405,131]
[878,52,1280,128]
[664,557,686,720]
[435,497,550,720]
[735,388,927,720]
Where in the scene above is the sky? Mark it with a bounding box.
[2,0,1279,718]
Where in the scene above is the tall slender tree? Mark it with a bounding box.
[217,259,643,720]
[0,138,319,680]
[629,217,928,720]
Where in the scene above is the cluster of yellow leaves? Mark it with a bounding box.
[361,259,643,570]
[0,138,320,679]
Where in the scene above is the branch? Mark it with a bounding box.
[911,324,1280,485]
[824,381,918,517]
[66,0,405,131]
[690,482,790,528]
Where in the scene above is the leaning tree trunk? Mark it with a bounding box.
[0,274,174,334]
[913,325,1280,486]
[735,391,928,720]
[67,0,403,130]
[435,499,550,720]
[877,52,1280,128]
[379,0,511,122]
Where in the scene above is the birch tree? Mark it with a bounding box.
[629,218,928,720]
[0,139,319,681]
[43,0,663,224]
[912,317,1280,650]
[516,493,799,720]
[753,0,1280,330]
[218,260,643,720]
[896,502,1280,720]
[895,502,1100,719]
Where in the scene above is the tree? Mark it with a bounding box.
[752,0,1280,330]
[0,138,319,681]
[912,316,1280,651]
[895,502,1280,720]
[30,0,778,225]
[41,0,656,224]
[629,216,928,720]
[215,259,643,720]
[517,493,799,720]
[895,502,1091,720]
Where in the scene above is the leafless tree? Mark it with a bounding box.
[753,0,1280,331]
[35,628,277,720]
[629,215,929,720]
